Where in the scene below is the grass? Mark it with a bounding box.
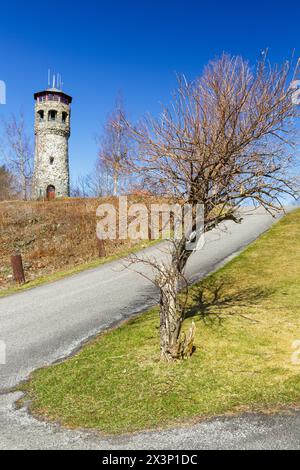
[20,209,300,435]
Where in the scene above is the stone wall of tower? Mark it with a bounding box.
[33,97,71,199]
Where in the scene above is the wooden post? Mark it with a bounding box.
[10,253,25,284]
[97,238,106,258]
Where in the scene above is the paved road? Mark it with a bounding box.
[1,207,298,449]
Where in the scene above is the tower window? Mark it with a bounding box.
[37,110,44,121]
[62,112,68,123]
[48,110,57,121]
[49,157,54,165]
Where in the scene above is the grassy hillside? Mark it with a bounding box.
[0,197,154,293]
[20,209,300,434]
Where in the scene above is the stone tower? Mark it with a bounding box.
[33,85,72,199]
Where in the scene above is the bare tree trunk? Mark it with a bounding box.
[158,265,179,360]
[20,161,27,200]
[157,263,194,361]
[113,173,118,196]
[19,138,26,200]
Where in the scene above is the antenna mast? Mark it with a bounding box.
[46,69,64,90]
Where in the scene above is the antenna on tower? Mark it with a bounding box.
[52,73,56,89]
[48,69,50,87]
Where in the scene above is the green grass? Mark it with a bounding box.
[20,209,300,434]
[0,239,158,298]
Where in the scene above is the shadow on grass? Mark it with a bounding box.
[185,280,274,324]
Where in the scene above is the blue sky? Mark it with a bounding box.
[0,0,299,183]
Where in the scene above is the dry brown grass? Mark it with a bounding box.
[0,196,157,291]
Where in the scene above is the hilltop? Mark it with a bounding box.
[0,197,153,292]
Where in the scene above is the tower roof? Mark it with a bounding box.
[34,88,72,103]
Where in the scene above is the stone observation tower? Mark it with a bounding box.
[33,77,72,199]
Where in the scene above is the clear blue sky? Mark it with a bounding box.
[0,0,299,183]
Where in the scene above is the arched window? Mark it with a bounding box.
[48,110,57,121]
[37,110,44,121]
[49,157,54,165]
[62,112,68,123]
[46,185,56,200]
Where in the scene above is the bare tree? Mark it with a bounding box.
[71,161,114,198]
[0,164,17,200]
[97,96,132,196]
[1,112,33,200]
[70,174,91,198]
[123,54,299,361]
[87,160,115,196]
